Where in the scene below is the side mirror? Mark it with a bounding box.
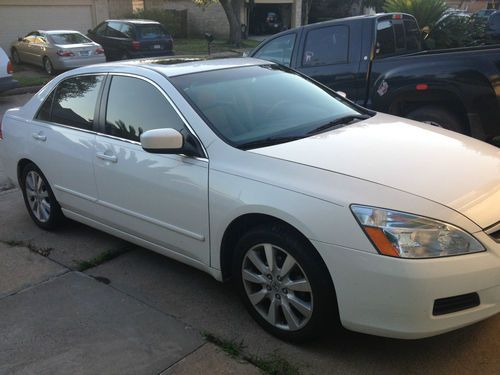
[336,91,347,98]
[141,128,183,154]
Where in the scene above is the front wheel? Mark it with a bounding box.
[233,224,338,342]
[21,163,64,230]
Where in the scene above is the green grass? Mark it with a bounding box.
[12,73,51,88]
[77,249,125,271]
[174,38,260,55]
[202,332,301,375]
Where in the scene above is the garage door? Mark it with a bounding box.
[0,5,93,54]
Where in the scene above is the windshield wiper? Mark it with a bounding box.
[238,135,304,150]
[307,115,370,135]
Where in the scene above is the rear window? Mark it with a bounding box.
[376,17,421,57]
[49,33,92,45]
[137,24,167,39]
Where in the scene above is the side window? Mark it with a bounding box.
[36,90,55,122]
[302,26,349,66]
[376,20,396,57]
[95,22,107,36]
[51,75,104,130]
[105,76,185,142]
[254,34,296,67]
[120,23,135,38]
[106,22,124,38]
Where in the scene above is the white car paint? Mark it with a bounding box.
[0,58,499,339]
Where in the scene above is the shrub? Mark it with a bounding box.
[126,8,187,38]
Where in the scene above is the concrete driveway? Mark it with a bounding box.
[0,93,499,374]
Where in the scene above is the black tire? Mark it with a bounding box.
[406,106,464,133]
[20,163,65,230]
[11,48,21,64]
[43,56,54,75]
[233,223,339,342]
[119,51,130,61]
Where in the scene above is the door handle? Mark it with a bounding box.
[32,132,46,142]
[96,152,117,163]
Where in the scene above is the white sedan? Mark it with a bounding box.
[0,58,499,342]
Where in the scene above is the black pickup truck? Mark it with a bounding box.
[249,13,500,143]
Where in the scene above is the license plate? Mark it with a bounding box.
[79,51,90,56]
[153,44,161,49]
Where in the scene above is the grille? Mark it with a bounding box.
[433,293,480,316]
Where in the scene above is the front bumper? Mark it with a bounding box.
[312,232,500,339]
[0,76,20,93]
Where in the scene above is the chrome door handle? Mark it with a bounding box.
[32,133,46,141]
[96,152,117,163]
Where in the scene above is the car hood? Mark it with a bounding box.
[250,113,500,229]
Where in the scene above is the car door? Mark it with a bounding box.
[297,25,363,101]
[17,33,37,63]
[93,73,210,264]
[31,35,49,66]
[29,74,105,217]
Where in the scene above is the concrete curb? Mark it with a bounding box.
[0,85,43,97]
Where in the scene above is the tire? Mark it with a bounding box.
[119,51,130,61]
[20,163,64,230]
[406,106,464,133]
[11,48,21,64]
[233,224,339,342]
[43,56,54,75]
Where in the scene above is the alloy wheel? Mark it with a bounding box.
[44,58,53,75]
[25,171,51,223]
[241,243,313,331]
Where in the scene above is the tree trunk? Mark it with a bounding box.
[219,0,242,47]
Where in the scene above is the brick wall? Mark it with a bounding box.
[145,0,230,38]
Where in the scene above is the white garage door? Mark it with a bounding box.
[0,5,93,54]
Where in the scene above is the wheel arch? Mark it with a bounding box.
[17,158,35,185]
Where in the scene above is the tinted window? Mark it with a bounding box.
[394,23,405,50]
[404,19,421,51]
[36,90,55,122]
[95,22,107,36]
[106,22,124,38]
[120,23,136,38]
[172,65,363,148]
[105,76,185,142]
[254,34,296,67]
[376,20,396,56]
[137,24,167,39]
[51,75,104,130]
[302,26,349,66]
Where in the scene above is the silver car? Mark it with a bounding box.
[11,30,106,75]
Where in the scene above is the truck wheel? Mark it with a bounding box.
[233,223,339,342]
[406,106,464,133]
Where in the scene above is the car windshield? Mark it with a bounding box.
[171,65,368,149]
[49,33,92,45]
[137,24,167,38]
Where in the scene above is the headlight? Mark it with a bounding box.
[351,205,485,258]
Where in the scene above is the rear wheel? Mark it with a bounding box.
[233,224,338,342]
[21,163,64,230]
[43,56,54,75]
[406,106,464,133]
[11,48,21,64]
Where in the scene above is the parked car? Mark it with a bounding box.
[0,47,18,93]
[87,19,174,61]
[11,30,106,75]
[1,57,499,342]
[486,11,500,44]
[473,8,497,19]
[249,13,500,144]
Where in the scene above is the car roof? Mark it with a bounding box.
[41,30,84,34]
[74,57,275,78]
[105,19,161,25]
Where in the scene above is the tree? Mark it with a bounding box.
[383,0,448,30]
[194,0,243,47]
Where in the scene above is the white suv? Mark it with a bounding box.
[0,47,19,93]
